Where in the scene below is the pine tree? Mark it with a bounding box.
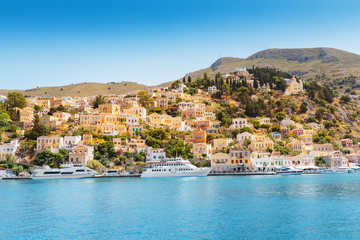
[187,76,191,83]
[16,109,20,121]
[253,80,258,89]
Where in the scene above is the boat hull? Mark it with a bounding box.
[32,174,95,180]
[141,168,211,178]
[276,171,302,175]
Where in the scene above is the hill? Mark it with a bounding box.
[0,81,149,98]
[184,47,360,80]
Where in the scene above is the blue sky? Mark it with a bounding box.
[1,0,360,89]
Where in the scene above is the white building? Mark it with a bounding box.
[230,118,249,129]
[0,140,20,160]
[208,86,217,94]
[146,148,166,161]
[280,119,295,126]
[126,115,139,126]
[36,136,65,153]
[236,132,253,143]
[63,136,82,149]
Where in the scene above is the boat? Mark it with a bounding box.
[141,157,211,178]
[31,164,99,179]
[276,166,303,175]
[0,170,32,180]
[319,169,337,174]
[103,169,119,176]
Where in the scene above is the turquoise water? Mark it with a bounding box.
[2,175,360,239]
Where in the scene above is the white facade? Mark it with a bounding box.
[280,119,295,126]
[230,118,249,129]
[126,115,139,126]
[0,140,20,160]
[146,148,166,161]
[63,136,82,149]
[236,132,253,143]
[208,86,217,94]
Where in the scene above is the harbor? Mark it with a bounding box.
[2,174,360,239]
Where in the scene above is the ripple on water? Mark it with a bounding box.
[2,175,360,239]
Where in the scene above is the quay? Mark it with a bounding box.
[96,174,141,178]
[209,172,275,176]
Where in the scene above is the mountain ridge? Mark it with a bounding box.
[1,47,360,97]
[185,47,360,80]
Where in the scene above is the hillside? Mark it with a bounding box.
[0,81,149,98]
[185,47,360,80]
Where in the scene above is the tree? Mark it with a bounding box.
[33,105,43,112]
[134,153,145,162]
[138,90,154,110]
[275,112,286,121]
[315,107,326,121]
[340,95,351,103]
[86,159,105,171]
[6,92,26,109]
[92,95,106,109]
[315,157,326,166]
[253,80,259,89]
[24,114,50,140]
[147,128,169,140]
[299,102,308,113]
[171,80,180,89]
[271,124,281,133]
[56,105,68,112]
[0,112,10,128]
[33,150,64,167]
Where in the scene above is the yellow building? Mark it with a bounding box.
[114,124,128,136]
[211,153,230,172]
[156,97,168,110]
[128,125,143,137]
[13,107,34,122]
[285,78,304,95]
[84,124,101,134]
[193,143,211,160]
[79,113,104,125]
[99,103,121,115]
[212,138,229,152]
[229,149,251,170]
[83,132,93,145]
[148,113,164,127]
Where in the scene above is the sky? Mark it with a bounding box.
[1,0,360,89]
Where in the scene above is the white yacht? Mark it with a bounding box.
[32,164,99,179]
[276,166,303,175]
[141,157,211,178]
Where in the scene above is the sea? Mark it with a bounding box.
[1,174,360,240]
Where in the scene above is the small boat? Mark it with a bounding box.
[0,170,32,180]
[276,167,303,175]
[319,169,337,174]
[103,169,119,176]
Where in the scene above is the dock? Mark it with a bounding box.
[208,172,276,176]
[96,174,141,178]
[1,177,33,180]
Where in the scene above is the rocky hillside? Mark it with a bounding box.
[185,47,360,80]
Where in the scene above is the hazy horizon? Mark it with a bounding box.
[1,0,360,89]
